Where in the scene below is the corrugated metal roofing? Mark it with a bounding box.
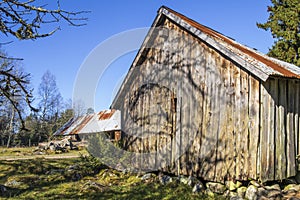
[98,109,116,120]
[80,109,121,133]
[159,6,300,80]
[53,109,121,136]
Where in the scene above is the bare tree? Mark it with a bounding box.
[73,99,86,117]
[38,70,62,122]
[0,1,87,132]
[0,51,36,129]
[0,0,88,43]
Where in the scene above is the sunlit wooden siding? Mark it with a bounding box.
[259,78,300,182]
[111,17,300,183]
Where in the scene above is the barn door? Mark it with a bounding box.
[127,83,178,170]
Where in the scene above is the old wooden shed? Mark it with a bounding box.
[111,6,300,183]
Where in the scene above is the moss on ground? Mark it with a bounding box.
[0,148,222,200]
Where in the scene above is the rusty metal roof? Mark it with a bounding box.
[80,109,121,133]
[53,109,121,136]
[98,109,116,120]
[159,6,300,80]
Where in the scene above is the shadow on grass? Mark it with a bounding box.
[48,180,210,200]
[0,157,217,200]
[0,157,96,198]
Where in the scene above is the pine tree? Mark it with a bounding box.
[257,0,300,66]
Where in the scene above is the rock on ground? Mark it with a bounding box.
[245,185,258,200]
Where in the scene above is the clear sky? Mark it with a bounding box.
[3,0,273,112]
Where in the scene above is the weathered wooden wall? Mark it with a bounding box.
[260,78,300,182]
[112,17,300,183]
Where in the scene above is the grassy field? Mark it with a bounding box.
[0,147,221,199]
[0,146,88,160]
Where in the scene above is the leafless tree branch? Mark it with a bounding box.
[0,0,89,40]
[0,55,37,130]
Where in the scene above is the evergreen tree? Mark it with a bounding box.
[257,0,300,66]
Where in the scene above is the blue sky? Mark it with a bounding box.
[3,0,273,112]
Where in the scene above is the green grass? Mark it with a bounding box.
[0,148,223,199]
[0,147,37,157]
[0,146,88,160]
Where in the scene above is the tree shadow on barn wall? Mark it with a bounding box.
[110,24,260,182]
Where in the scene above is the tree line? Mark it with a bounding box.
[0,0,88,147]
[0,58,89,147]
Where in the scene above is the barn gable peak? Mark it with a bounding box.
[112,6,300,108]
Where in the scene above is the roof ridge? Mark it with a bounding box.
[159,6,227,40]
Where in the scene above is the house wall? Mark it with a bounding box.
[112,18,300,182]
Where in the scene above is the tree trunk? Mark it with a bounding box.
[6,108,15,148]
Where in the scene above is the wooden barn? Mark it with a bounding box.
[111,6,300,183]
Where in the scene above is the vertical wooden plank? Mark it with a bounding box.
[259,80,269,182]
[159,25,170,171]
[192,40,206,177]
[176,28,185,175]
[233,63,241,180]
[223,63,236,180]
[240,70,249,179]
[267,79,276,180]
[201,50,217,181]
[189,37,196,176]
[149,54,155,169]
[174,26,184,176]
[248,75,259,180]
[221,62,232,180]
[142,57,150,171]
[138,77,143,171]
[287,80,296,177]
[138,63,145,171]
[276,79,287,180]
[296,81,300,170]
[156,90,162,171]
[175,86,182,175]
[168,23,174,174]
[157,94,164,171]
[168,22,179,173]
[295,81,299,168]
[198,48,210,179]
[149,47,158,170]
[156,30,165,171]
[210,53,220,182]
[180,31,190,175]
[144,46,154,171]
[165,21,173,173]
[273,78,281,180]
[215,57,227,182]
[161,30,169,170]
[187,34,196,176]
[148,36,159,170]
